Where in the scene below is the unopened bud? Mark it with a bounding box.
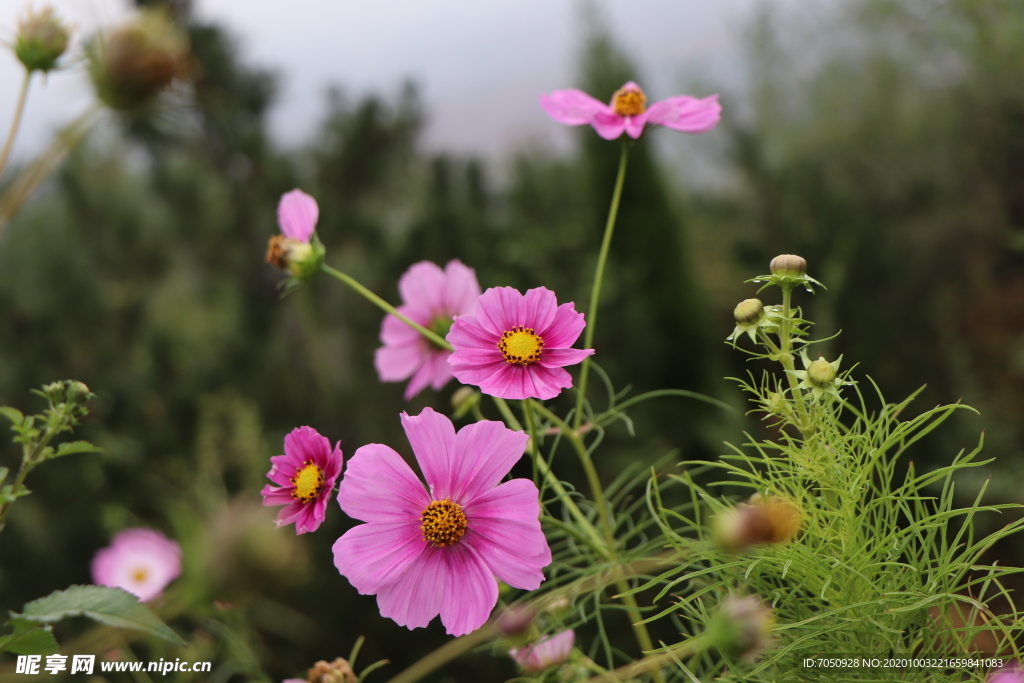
[509,630,575,673]
[14,6,71,73]
[769,254,807,277]
[307,658,356,683]
[715,495,801,552]
[66,381,93,404]
[266,235,321,280]
[806,359,837,387]
[88,9,189,111]
[450,386,480,418]
[733,298,764,325]
[708,594,775,661]
[496,604,535,638]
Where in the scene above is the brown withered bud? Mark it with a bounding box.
[14,6,71,73]
[769,254,807,277]
[307,658,356,683]
[714,494,802,552]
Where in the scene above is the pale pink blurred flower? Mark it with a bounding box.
[447,286,593,400]
[277,189,318,242]
[989,666,1024,683]
[261,426,344,535]
[91,528,182,602]
[267,189,321,277]
[510,630,575,673]
[333,407,551,636]
[540,81,721,140]
[375,260,481,400]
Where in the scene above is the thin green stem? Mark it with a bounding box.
[778,284,812,437]
[385,625,495,683]
[0,416,61,533]
[0,71,32,179]
[574,142,629,430]
[321,264,451,350]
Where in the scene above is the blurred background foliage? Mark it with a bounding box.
[1,0,1023,680]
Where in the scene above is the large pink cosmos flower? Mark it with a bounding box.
[261,426,343,535]
[333,407,551,636]
[540,81,721,140]
[375,260,481,400]
[510,630,575,673]
[91,528,182,602]
[447,286,593,401]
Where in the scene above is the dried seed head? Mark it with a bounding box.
[14,6,71,73]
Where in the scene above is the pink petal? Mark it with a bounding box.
[376,545,446,630]
[277,189,318,242]
[645,94,722,134]
[380,305,430,345]
[442,260,482,316]
[449,420,528,503]
[449,358,508,390]
[512,630,575,672]
[426,350,455,391]
[375,340,427,382]
[439,543,499,636]
[464,479,551,589]
[624,112,649,139]
[292,498,325,534]
[447,315,500,349]
[524,365,573,400]
[400,408,456,499]
[336,443,429,523]
[474,364,530,400]
[539,89,612,126]
[398,261,447,317]
[475,287,523,336]
[520,287,558,332]
[590,111,627,140]
[260,485,294,505]
[538,347,594,369]
[540,303,587,348]
[284,426,331,467]
[403,350,452,400]
[333,522,425,594]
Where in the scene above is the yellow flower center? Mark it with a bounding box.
[612,85,647,117]
[420,498,468,547]
[498,326,544,365]
[132,567,148,583]
[291,461,325,503]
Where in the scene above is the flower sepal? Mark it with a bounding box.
[789,351,855,402]
[267,232,326,284]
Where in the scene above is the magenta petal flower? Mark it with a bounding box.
[447,286,594,401]
[261,426,343,535]
[540,81,721,140]
[990,667,1024,683]
[277,189,319,242]
[375,260,481,400]
[333,407,551,636]
[91,528,182,602]
[510,630,575,673]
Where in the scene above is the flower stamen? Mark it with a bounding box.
[498,326,544,365]
[291,461,325,503]
[420,498,468,547]
[612,84,647,117]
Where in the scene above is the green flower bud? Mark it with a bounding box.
[806,358,837,387]
[708,594,775,661]
[66,381,93,404]
[14,6,71,73]
[733,298,765,325]
[265,235,323,280]
[769,254,807,277]
[87,9,189,111]
[450,386,480,419]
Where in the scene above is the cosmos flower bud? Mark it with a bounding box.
[714,494,801,552]
[733,298,764,325]
[509,630,575,673]
[87,9,189,111]
[495,604,536,638]
[769,254,807,277]
[266,236,321,279]
[450,386,480,418]
[806,358,837,387]
[14,6,71,73]
[306,658,356,683]
[708,594,775,661]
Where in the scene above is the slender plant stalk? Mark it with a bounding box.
[0,71,32,179]
[0,419,62,534]
[585,635,709,683]
[777,284,812,437]
[574,142,629,431]
[320,264,451,349]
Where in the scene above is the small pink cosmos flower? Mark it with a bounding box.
[333,407,551,637]
[375,260,481,400]
[510,630,575,673]
[447,286,593,401]
[267,189,319,273]
[91,528,182,602]
[261,426,343,535]
[540,81,721,140]
[990,667,1024,683]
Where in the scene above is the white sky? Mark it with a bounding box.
[0,0,777,163]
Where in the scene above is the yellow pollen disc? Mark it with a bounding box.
[612,85,647,117]
[132,567,148,583]
[290,461,325,503]
[420,498,468,547]
[498,326,544,365]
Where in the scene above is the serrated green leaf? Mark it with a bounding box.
[0,622,59,655]
[0,483,30,505]
[0,407,23,425]
[52,440,102,459]
[11,585,183,646]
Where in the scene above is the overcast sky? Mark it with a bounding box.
[0,0,781,163]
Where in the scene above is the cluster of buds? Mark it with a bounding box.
[13,6,71,73]
[714,493,802,552]
[37,380,94,425]
[707,594,775,661]
[284,658,356,683]
[87,9,190,111]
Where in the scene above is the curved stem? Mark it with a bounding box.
[574,142,629,430]
[320,264,451,350]
[0,71,32,179]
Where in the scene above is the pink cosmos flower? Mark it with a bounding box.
[990,667,1024,683]
[540,81,721,140]
[261,426,343,535]
[375,260,481,400]
[333,407,551,636]
[447,286,593,401]
[91,528,182,602]
[277,189,318,242]
[510,630,575,673]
